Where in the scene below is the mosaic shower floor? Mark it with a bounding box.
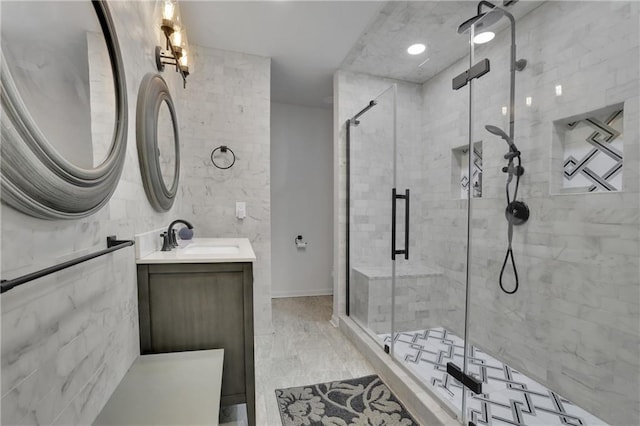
[381,327,607,426]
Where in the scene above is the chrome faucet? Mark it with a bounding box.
[163,219,194,250]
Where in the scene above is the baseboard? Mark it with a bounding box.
[271,288,333,298]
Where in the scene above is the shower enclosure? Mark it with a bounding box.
[343,2,639,425]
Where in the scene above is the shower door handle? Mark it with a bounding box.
[391,188,410,260]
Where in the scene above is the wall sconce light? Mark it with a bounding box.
[156,0,190,88]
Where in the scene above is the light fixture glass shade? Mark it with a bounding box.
[163,0,177,21]
[180,51,188,67]
[473,31,495,44]
[407,43,426,55]
[178,29,189,56]
[171,28,182,47]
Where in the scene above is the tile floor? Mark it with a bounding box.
[383,328,607,426]
[250,296,376,425]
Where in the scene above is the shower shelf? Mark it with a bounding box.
[551,104,624,195]
[451,142,483,199]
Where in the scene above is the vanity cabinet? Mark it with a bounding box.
[136,262,255,426]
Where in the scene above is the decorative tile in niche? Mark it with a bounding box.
[451,142,482,199]
[552,104,624,194]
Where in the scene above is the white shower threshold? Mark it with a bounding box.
[338,315,460,426]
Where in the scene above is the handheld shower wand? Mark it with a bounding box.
[485,125,516,151]
[485,124,524,172]
[485,124,528,294]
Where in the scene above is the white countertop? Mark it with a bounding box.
[93,349,224,425]
[137,238,256,264]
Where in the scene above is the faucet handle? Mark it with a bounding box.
[160,232,172,251]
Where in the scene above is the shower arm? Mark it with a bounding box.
[351,100,378,125]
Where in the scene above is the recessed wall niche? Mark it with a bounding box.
[551,104,624,194]
[451,142,483,199]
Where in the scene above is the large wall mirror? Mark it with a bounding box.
[0,0,127,220]
[136,73,180,212]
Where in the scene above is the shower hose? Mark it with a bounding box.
[500,155,521,294]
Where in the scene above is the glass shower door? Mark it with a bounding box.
[348,85,397,348]
[465,3,639,426]
[386,17,473,426]
[348,80,468,421]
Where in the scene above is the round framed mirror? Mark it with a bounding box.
[157,100,178,187]
[136,73,180,212]
[0,0,128,219]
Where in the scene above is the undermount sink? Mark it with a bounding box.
[180,244,240,255]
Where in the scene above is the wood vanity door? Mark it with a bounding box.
[137,262,255,415]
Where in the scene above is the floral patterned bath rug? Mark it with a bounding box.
[275,374,419,426]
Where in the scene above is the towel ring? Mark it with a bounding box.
[211,145,236,169]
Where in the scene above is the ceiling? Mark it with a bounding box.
[181,1,384,108]
[181,1,544,109]
[341,1,544,83]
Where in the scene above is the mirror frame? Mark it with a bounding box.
[0,0,128,220]
[136,73,180,212]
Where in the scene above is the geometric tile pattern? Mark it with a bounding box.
[563,109,623,192]
[382,328,608,426]
[461,145,483,196]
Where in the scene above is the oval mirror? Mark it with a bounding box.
[0,1,127,219]
[136,73,180,212]
[157,100,177,188]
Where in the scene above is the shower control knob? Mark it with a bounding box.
[505,201,529,226]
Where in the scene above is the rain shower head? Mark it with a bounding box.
[485,125,517,151]
[457,7,505,34]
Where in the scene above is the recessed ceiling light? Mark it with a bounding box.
[555,84,563,96]
[473,31,495,44]
[407,43,426,55]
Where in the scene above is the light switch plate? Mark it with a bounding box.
[236,201,246,219]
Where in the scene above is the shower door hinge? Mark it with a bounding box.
[452,58,490,90]
[384,344,390,354]
[446,362,483,394]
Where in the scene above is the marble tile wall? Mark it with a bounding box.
[0,2,179,424]
[351,266,447,334]
[176,45,273,335]
[460,3,639,424]
[336,2,639,424]
[1,2,273,425]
